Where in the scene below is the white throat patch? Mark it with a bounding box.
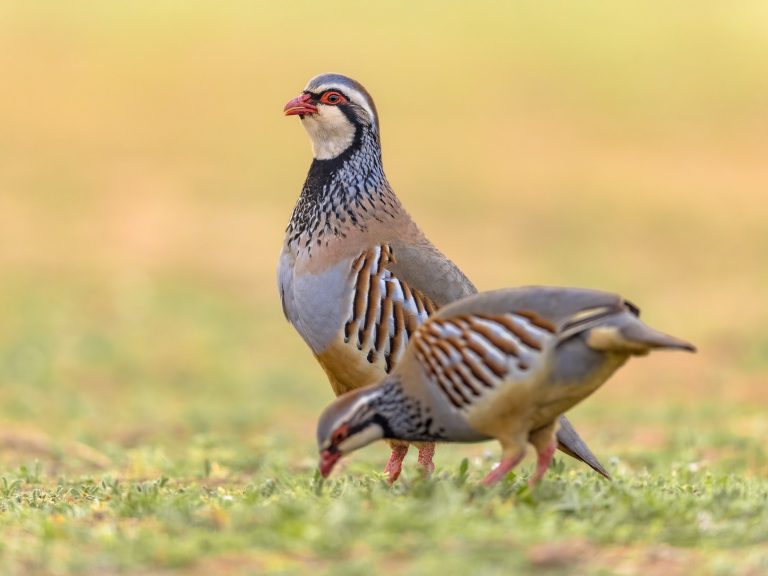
[338,423,383,453]
[301,106,356,160]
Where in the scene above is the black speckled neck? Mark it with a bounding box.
[286,125,400,257]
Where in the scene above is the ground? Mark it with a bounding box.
[1,2,767,575]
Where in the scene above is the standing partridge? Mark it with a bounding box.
[316,286,695,485]
[279,73,606,482]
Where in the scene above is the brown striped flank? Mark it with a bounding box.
[339,245,439,392]
[410,312,554,410]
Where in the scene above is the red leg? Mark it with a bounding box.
[416,443,436,476]
[529,437,557,487]
[482,452,526,486]
[383,444,409,483]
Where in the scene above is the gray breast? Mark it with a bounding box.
[290,257,354,354]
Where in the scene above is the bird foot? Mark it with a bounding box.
[383,445,409,484]
[529,439,557,487]
[417,443,436,477]
[482,452,526,486]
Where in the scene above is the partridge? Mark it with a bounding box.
[316,286,695,485]
[279,73,606,481]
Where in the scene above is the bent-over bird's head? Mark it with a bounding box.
[316,385,391,478]
[284,73,379,160]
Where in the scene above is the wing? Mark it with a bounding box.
[431,286,629,328]
[387,238,477,306]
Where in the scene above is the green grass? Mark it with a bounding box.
[1,453,768,575]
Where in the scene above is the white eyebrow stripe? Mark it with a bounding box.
[304,83,377,129]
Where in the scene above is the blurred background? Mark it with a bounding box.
[1,1,767,477]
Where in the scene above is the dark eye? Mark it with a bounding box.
[332,425,347,444]
[320,91,347,105]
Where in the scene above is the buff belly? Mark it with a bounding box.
[315,339,387,396]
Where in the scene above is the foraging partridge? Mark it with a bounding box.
[316,286,695,485]
[279,73,606,481]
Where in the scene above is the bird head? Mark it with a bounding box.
[316,385,388,478]
[284,73,379,160]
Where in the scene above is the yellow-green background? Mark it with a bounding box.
[1,2,767,574]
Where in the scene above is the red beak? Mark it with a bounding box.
[284,93,318,116]
[319,449,342,478]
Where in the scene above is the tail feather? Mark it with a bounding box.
[555,415,610,479]
[587,318,696,355]
[620,321,696,352]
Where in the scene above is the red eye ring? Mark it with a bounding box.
[331,423,349,444]
[320,91,348,106]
